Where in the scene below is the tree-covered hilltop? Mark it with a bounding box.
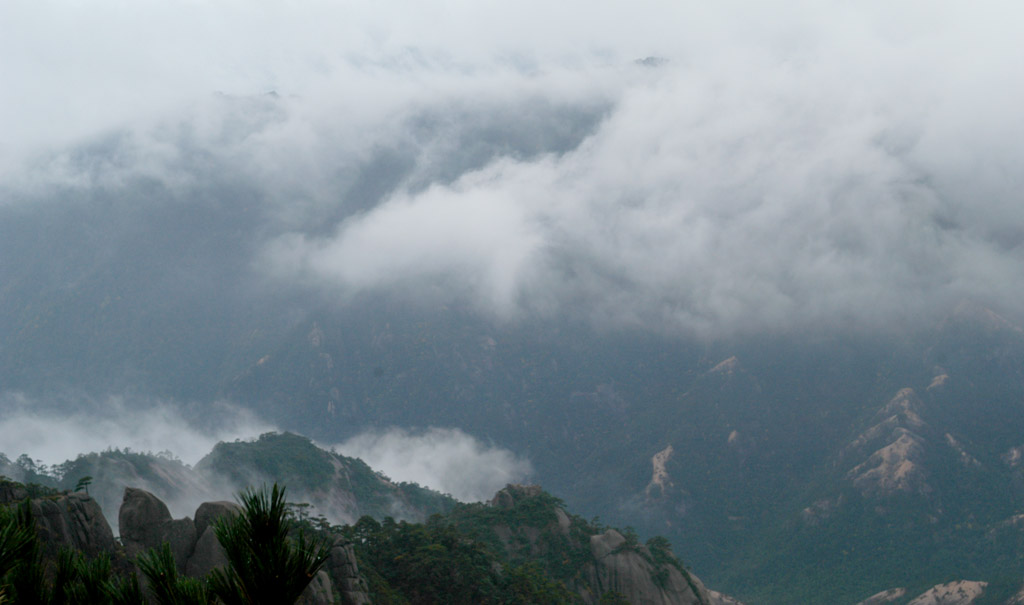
[338,484,714,604]
[195,432,457,521]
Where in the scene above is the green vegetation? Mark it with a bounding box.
[0,498,144,604]
[327,485,703,604]
[3,477,599,603]
[0,502,35,589]
[201,433,335,493]
[196,432,457,521]
[438,490,595,583]
[339,515,576,604]
[209,484,330,605]
[73,477,92,495]
[137,543,211,605]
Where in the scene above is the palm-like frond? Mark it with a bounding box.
[210,484,331,605]
[137,543,213,605]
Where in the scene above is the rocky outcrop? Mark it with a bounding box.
[847,430,930,497]
[841,388,986,498]
[845,389,927,456]
[706,590,745,605]
[584,528,710,605]
[646,445,675,499]
[117,489,240,578]
[324,538,372,605]
[297,570,334,605]
[186,522,229,577]
[185,501,241,577]
[0,479,120,565]
[906,581,987,605]
[119,487,197,571]
[117,488,371,605]
[857,582,988,605]
[855,587,908,604]
[0,480,29,504]
[30,492,117,559]
[294,539,372,605]
[488,484,717,605]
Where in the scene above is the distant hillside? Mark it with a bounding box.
[215,301,1024,602]
[195,432,455,523]
[0,432,455,531]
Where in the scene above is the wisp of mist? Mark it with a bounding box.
[335,427,532,502]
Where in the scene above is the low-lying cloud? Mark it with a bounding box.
[335,427,533,502]
[3,2,1024,339]
[0,392,274,467]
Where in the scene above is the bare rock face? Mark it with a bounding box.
[119,487,172,550]
[185,501,241,577]
[0,481,29,504]
[855,587,908,605]
[0,480,116,561]
[847,430,930,497]
[119,487,197,572]
[843,389,932,498]
[297,570,334,605]
[906,581,987,605]
[186,526,227,577]
[865,582,989,605]
[646,445,675,499]
[584,529,711,605]
[324,538,372,605]
[706,590,745,604]
[194,500,240,537]
[30,492,117,559]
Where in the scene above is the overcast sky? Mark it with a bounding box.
[3,1,1024,337]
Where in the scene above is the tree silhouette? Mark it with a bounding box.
[74,476,93,495]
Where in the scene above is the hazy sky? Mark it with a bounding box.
[3,1,1024,338]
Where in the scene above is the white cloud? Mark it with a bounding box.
[335,427,532,502]
[0,393,274,467]
[4,1,1024,336]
